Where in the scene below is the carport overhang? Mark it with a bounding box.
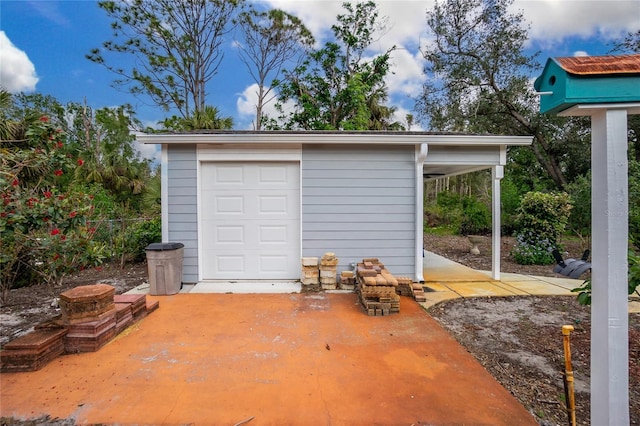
[416,135,532,282]
[137,131,533,283]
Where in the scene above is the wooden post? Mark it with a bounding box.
[590,107,629,425]
[491,164,503,280]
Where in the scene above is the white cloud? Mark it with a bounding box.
[237,83,303,129]
[136,140,161,164]
[255,0,639,128]
[392,105,424,131]
[0,31,39,93]
[236,83,290,129]
[26,0,71,27]
[387,48,426,98]
[133,132,162,164]
[513,0,640,42]
[237,84,260,118]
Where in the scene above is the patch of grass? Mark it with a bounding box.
[424,225,457,236]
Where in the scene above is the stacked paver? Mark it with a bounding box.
[320,252,338,290]
[0,328,68,373]
[301,256,320,291]
[0,284,159,372]
[396,276,427,302]
[355,258,401,316]
[61,284,117,353]
[339,270,356,290]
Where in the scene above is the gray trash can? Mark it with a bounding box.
[145,242,184,295]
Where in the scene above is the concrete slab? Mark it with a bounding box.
[0,293,537,426]
[189,281,302,294]
[532,276,584,290]
[423,282,450,292]
[420,291,460,309]
[491,281,531,296]
[500,280,575,295]
[423,252,491,282]
[445,282,520,298]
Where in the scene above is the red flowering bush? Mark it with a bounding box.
[1,117,105,303]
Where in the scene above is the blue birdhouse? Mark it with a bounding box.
[534,54,640,115]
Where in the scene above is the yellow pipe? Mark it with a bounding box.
[562,325,576,426]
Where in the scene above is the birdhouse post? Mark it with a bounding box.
[535,54,640,425]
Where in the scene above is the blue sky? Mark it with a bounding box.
[1,0,639,159]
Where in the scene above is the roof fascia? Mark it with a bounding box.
[136,132,533,146]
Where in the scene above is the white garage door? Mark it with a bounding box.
[200,162,300,280]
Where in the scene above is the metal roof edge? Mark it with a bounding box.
[136,132,533,146]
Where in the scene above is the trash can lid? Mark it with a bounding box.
[145,242,184,251]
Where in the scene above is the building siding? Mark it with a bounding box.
[301,144,416,278]
[167,144,199,283]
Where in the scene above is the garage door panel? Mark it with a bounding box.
[215,225,244,244]
[216,255,244,273]
[215,196,245,214]
[201,162,299,280]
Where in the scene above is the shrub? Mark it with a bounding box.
[511,191,573,265]
[630,160,640,250]
[511,232,556,265]
[128,217,162,262]
[1,117,105,303]
[460,197,491,235]
[425,192,491,236]
[565,173,591,239]
[572,249,640,305]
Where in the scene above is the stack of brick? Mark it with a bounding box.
[0,284,160,372]
[114,293,149,322]
[301,257,320,291]
[395,276,427,302]
[355,258,400,316]
[114,302,134,334]
[320,252,338,290]
[61,284,117,353]
[339,270,356,290]
[411,283,427,302]
[0,328,68,373]
[64,310,117,353]
[396,276,414,297]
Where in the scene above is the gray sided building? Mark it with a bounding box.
[138,131,532,285]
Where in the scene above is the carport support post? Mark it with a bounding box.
[590,107,629,425]
[491,165,503,280]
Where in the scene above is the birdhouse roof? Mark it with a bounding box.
[554,54,640,76]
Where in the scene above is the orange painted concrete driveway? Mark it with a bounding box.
[1,293,536,425]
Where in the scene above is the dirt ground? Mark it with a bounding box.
[1,235,639,426]
[425,234,639,425]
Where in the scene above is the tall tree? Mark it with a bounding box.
[235,7,314,130]
[417,0,582,189]
[611,30,640,162]
[71,103,151,205]
[88,0,243,118]
[271,1,401,130]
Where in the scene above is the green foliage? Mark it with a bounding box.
[572,249,640,306]
[119,218,162,262]
[271,1,402,130]
[564,173,591,239]
[511,232,556,265]
[235,7,314,130]
[1,114,106,302]
[424,192,491,235]
[460,197,492,236]
[162,106,233,130]
[511,191,572,265]
[630,159,640,249]
[418,0,595,190]
[89,0,243,118]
